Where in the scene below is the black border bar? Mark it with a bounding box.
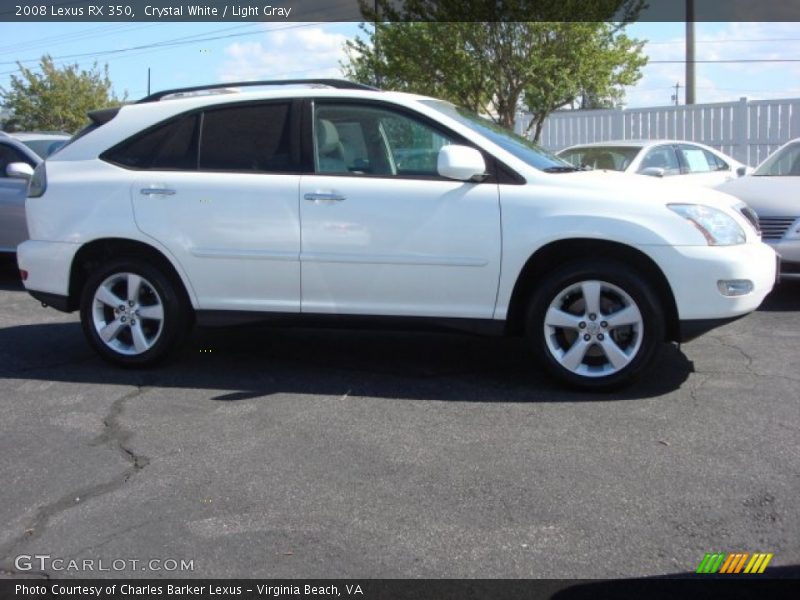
[1,0,799,22]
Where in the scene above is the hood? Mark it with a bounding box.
[545,169,745,212]
[717,176,800,216]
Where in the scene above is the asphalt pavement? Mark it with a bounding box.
[0,258,798,579]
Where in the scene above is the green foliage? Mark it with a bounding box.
[342,0,647,141]
[0,55,125,133]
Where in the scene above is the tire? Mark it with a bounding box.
[526,259,665,391]
[80,258,190,367]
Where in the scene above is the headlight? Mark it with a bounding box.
[668,204,745,246]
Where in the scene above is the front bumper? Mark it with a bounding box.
[645,241,777,322]
[767,238,800,279]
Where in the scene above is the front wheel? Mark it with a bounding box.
[80,258,190,367]
[526,260,665,390]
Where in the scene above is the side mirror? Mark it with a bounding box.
[437,145,487,181]
[6,162,34,180]
[736,166,747,177]
[639,167,665,178]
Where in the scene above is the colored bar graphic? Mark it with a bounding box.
[698,552,774,574]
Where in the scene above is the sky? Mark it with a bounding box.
[0,21,799,109]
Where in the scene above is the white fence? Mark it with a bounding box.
[516,97,800,167]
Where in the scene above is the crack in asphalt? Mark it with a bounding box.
[0,385,150,575]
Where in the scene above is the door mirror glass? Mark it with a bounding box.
[6,162,34,180]
[437,145,486,181]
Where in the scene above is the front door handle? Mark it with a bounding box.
[140,187,176,196]
[304,192,346,203]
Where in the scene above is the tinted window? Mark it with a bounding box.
[199,103,295,172]
[105,115,199,170]
[313,103,456,177]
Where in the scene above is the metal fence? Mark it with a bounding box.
[516,97,800,167]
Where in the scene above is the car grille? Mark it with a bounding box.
[758,216,797,240]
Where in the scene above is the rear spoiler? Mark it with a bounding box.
[87,107,120,126]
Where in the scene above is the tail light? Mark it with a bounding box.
[28,162,47,198]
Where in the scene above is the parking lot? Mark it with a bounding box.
[0,257,798,579]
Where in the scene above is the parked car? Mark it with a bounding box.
[17,80,776,389]
[7,131,71,158]
[557,140,750,188]
[0,133,39,254]
[718,138,800,279]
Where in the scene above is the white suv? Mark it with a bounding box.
[18,80,777,389]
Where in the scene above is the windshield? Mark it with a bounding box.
[754,141,800,176]
[421,100,575,172]
[558,146,640,171]
[21,139,68,158]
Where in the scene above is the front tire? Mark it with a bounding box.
[80,258,189,367]
[526,260,665,390]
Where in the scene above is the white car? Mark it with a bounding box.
[18,80,777,390]
[718,138,800,279]
[557,140,750,188]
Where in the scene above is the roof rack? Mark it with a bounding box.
[138,79,379,103]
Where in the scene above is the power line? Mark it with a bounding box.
[0,23,324,77]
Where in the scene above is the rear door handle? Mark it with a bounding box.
[140,187,176,196]
[304,192,346,203]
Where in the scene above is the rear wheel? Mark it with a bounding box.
[80,258,189,366]
[526,260,665,390]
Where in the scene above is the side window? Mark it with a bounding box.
[638,145,680,176]
[313,103,456,177]
[104,115,199,170]
[678,145,728,173]
[0,142,34,178]
[199,103,296,173]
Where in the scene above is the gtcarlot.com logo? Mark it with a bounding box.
[696,552,773,574]
[14,554,194,573]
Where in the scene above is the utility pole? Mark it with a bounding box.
[374,0,382,88]
[147,68,151,96]
[686,0,696,104]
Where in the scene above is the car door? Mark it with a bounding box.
[123,101,302,312]
[676,143,735,187]
[299,100,502,318]
[0,141,36,252]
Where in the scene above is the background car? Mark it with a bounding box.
[557,140,750,187]
[3,131,71,158]
[718,138,800,279]
[0,134,39,255]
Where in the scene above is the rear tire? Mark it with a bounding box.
[80,258,190,367]
[526,259,665,390]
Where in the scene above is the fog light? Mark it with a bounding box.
[717,279,753,296]
[19,269,28,281]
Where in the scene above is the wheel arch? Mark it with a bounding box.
[67,238,195,317]
[505,238,680,341]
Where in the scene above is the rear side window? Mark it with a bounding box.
[199,103,295,172]
[104,102,297,173]
[104,115,199,170]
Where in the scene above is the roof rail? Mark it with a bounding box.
[138,79,380,103]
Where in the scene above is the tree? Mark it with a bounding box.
[342,0,647,141]
[0,55,124,133]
